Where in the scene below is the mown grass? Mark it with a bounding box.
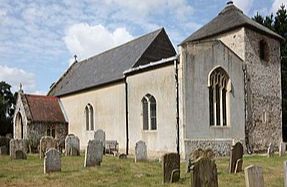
[0,153,286,186]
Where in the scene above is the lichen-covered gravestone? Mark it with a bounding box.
[267,143,274,157]
[65,134,80,156]
[10,139,27,160]
[162,153,180,183]
[244,165,264,187]
[135,140,147,162]
[279,142,286,157]
[84,140,103,167]
[229,142,243,173]
[94,129,105,152]
[44,148,61,174]
[190,150,218,187]
[40,136,57,159]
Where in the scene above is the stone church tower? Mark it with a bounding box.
[179,1,283,155]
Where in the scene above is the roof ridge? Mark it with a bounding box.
[25,93,57,98]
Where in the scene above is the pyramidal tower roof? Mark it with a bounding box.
[180,1,284,45]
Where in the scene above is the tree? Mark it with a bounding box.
[253,4,287,140]
[0,81,16,136]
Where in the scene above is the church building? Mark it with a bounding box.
[14,2,284,159]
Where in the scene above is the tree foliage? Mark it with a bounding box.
[253,4,287,140]
[0,81,16,135]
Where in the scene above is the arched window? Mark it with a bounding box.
[142,94,157,130]
[15,112,23,139]
[208,67,230,126]
[259,39,269,61]
[85,104,94,131]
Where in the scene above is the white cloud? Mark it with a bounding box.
[63,23,134,60]
[233,0,254,14]
[0,65,36,93]
[271,0,286,13]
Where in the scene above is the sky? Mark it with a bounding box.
[0,0,286,94]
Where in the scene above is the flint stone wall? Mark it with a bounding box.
[244,29,282,152]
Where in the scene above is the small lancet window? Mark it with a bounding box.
[208,67,230,127]
[142,94,157,130]
[85,104,94,131]
[259,40,269,61]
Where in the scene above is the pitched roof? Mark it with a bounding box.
[180,2,284,45]
[22,94,67,123]
[48,28,176,96]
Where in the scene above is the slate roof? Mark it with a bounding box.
[48,28,176,96]
[180,2,284,45]
[22,94,67,123]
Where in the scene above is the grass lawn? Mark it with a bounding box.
[0,153,286,186]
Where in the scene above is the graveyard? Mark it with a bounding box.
[0,153,285,186]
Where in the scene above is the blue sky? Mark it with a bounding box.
[0,0,285,94]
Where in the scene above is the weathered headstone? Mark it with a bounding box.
[15,150,27,159]
[284,161,287,187]
[244,165,264,187]
[187,148,215,173]
[94,129,105,152]
[40,136,57,159]
[44,148,61,174]
[0,145,8,155]
[267,143,274,157]
[135,140,147,162]
[84,140,103,167]
[119,153,127,159]
[0,136,10,155]
[65,134,80,156]
[190,153,218,187]
[280,142,286,157]
[10,139,27,160]
[229,142,243,173]
[162,153,180,183]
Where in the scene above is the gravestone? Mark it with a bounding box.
[119,153,127,159]
[267,143,274,157]
[84,140,103,167]
[40,136,57,159]
[0,146,8,155]
[44,148,61,173]
[135,140,147,162]
[229,142,243,173]
[190,153,218,187]
[10,139,27,160]
[280,142,286,157]
[162,153,180,183]
[65,134,80,156]
[244,165,264,187]
[187,148,215,173]
[0,136,10,155]
[94,129,105,152]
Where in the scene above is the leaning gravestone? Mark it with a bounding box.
[10,139,27,160]
[135,140,147,162]
[284,161,287,187]
[40,136,57,159]
[162,153,180,183]
[190,150,218,187]
[267,143,274,157]
[244,165,264,187]
[280,142,286,157]
[65,134,80,156]
[44,148,61,174]
[94,129,105,152]
[229,142,243,173]
[84,140,103,167]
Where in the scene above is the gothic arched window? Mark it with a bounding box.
[208,67,230,126]
[142,94,157,130]
[85,104,94,131]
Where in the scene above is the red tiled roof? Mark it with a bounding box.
[24,94,67,123]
